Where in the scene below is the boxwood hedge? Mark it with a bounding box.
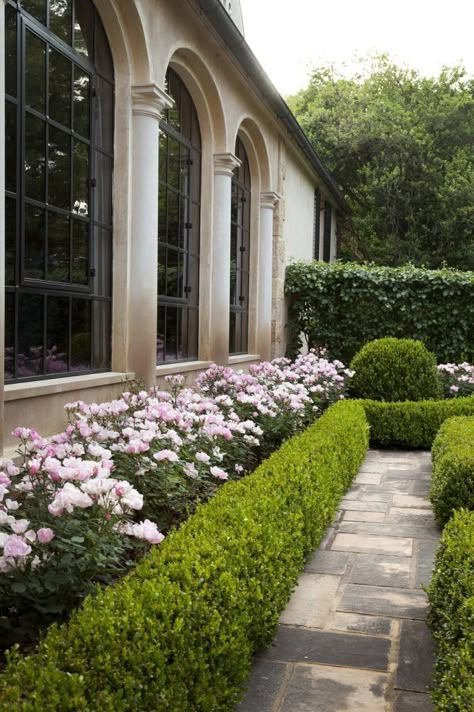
[361,395,474,448]
[431,416,474,525]
[285,261,474,363]
[428,510,474,711]
[0,400,369,712]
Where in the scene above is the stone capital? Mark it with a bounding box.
[214,153,241,177]
[131,83,174,121]
[260,191,282,210]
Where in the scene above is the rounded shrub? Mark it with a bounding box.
[350,337,442,402]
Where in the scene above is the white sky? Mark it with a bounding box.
[239,0,474,96]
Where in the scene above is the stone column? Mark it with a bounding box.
[128,84,173,387]
[209,153,241,365]
[259,192,281,361]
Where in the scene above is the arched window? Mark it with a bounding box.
[157,68,201,363]
[4,0,113,381]
[229,136,250,355]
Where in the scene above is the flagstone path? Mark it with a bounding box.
[238,449,440,712]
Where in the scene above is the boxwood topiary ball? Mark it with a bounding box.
[350,337,442,402]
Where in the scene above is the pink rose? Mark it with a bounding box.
[210,466,229,481]
[37,528,55,544]
[3,534,32,557]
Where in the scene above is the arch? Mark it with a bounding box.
[232,116,272,192]
[94,0,153,83]
[163,45,228,153]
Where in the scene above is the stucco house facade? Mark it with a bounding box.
[0,0,343,454]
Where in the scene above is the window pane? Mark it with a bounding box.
[74,0,94,58]
[191,148,201,197]
[49,48,71,128]
[166,248,179,298]
[25,114,46,202]
[5,198,16,286]
[93,152,112,225]
[165,306,178,361]
[49,0,72,45]
[49,126,71,210]
[188,308,199,359]
[73,66,90,138]
[5,101,17,194]
[5,5,17,98]
[72,219,89,285]
[91,300,111,369]
[157,305,165,363]
[73,139,89,216]
[25,31,46,114]
[92,227,111,296]
[158,244,166,295]
[187,255,199,307]
[180,88,192,142]
[166,189,179,246]
[167,137,180,191]
[25,204,46,280]
[94,77,113,152]
[158,187,167,242]
[5,293,15,380]
[94,15,114,81]
[46,296,69,374]
[71,299,91,369]
[229,310,236,354]
[22,0,47,25]
[176,307,184,361]
[48,211,70,281]
[18,293,44,377]
[159,132,167,184]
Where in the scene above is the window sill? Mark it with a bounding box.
[228,354,261,365]
[156,361,213,377]
[4,372,135,402]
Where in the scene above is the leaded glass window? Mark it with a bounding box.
[229,137,250,355]
[157,68,201,363]
[4,0,114,381]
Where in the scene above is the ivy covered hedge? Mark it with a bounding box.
[431,416,474,525]
[285,261,474,363]
[361,395,474,448]
[428,510,474,711]
[0,400,369,711]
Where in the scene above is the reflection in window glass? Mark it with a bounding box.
[5,1,114,381]
[158,69,201,363]
[229,137,251,354]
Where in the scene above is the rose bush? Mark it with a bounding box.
[438,363,474,398]
[0,352,352,652]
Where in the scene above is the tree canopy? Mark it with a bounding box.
[288,55,474,269]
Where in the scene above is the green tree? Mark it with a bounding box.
[289,55,474,269]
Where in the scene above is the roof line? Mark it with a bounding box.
[193,0,346,210]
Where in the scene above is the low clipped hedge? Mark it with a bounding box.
[361,395,474,449]
[0,400,369,711]
[350,337,442,402]
[431,416,474,525]
[428,510,474,711]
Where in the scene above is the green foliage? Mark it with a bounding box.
[288,55,474,269]
[350,338,441,402]
[428,510,474,711]
[285,261,474,363]
[0,401,369,711]
[361,395,474,449]
[431,417,474,525]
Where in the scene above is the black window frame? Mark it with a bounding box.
[229,136,250,356]
[313,188,321,260]
[157,67,201,365]
[4,0,114,383]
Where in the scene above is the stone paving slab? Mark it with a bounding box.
[263,626,391,671]
[332,533,413,556]
[339,584,428,619]
[279,574,340,627]
[238,450,440,711]
[348,554,411,588]
[394,691,434,711]
[278,665,388,712]
[304,550,350,575]
[395,620,435,693]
